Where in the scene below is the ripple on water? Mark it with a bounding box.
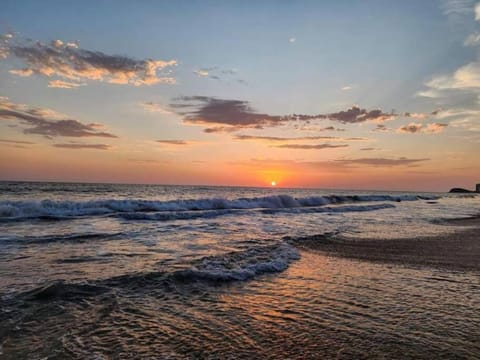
[1,250,479,359]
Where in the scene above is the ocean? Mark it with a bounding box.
[0,181,479,359]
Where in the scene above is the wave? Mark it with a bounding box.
[0,232,123,245]
[170,243,299,282]
[10,242,299,303]
[0,193,437,221]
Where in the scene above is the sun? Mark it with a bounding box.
[271,181,276,187]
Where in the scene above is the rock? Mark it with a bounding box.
[449,188,475,193]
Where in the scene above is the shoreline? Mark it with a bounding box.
[290,216,480,272]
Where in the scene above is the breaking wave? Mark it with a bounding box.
[0,194,436,221]
[9,242,300,303]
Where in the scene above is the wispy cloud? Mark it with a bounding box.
[193,69,211,77]
[0,97,117,138]
[417,61,480,98]
[233,134,367,142]
[0,138,34,145]
[48,80,86,89]
[156,139,189,145]
[397,122,448,134]
[275,143,348,150]
[53,143,111,150]
[464,31,480,45]
[236,157,429,172]
[2,36,176,87]
[441,0,474,16]
[140,101,172,114]
[193,66,242,82]
[373,124,390,132]
[335,157,429,167]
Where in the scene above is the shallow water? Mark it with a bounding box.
[1,182,479,359]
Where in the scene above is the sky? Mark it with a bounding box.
[0,0,479,191]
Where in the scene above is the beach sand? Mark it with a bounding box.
[290,216,480,272]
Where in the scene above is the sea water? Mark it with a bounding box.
[0,182,479,359]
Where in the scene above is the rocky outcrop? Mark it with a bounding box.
[449,188,475,193]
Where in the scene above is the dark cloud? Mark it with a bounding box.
[156,139,188,145]
[53,143,111,150]
[172,96,290,129]
[276,143,348,149]
[335,157,428,167]
[328,106,394,123]
[398,123,423,133]
[4,37,176,86]
[171,97,395,132]
[0,97,117,138]
[359,147,376,151]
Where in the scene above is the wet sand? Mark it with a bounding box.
[290,216,480,272]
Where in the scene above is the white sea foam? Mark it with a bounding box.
[172,243,300,282]
[0,194,437,221]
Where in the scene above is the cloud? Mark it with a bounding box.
[335,157,429,167]
[276,143,348,150]
[193,66,243,82]
[3,37,176,86]
[418,62,480,98]
[425,122,449,133]
[235,157,429,172]
[140,101,172,114]
[0,138,34,145]
[233,134,367,142]
[341,85,353,91]
[203,126,243,133]
[359,147,377,151]
[9,68,33,77]
[194,69,210,77]
[397,122,448,134]
[476,2,480,19]
[373,124,390,132]
[172,96,395,132]
[156,139,188,145]
[328,106,394,123]
[171,96,288,129]
[441,0,475,15]
[464,32,480,46]
[53,143,111,150]
[0,97,117,138]
[48,80,86,89]
[403,112,429,119]
[289,37,296,43]
[295,125,346,132]
[398,122,423,133]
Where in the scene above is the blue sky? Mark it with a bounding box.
[0,0,479,190]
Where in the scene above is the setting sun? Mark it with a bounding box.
[271,181,276,187]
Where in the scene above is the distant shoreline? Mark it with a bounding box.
[291,215,480,272]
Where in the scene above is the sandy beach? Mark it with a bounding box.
[291,216,480,272]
